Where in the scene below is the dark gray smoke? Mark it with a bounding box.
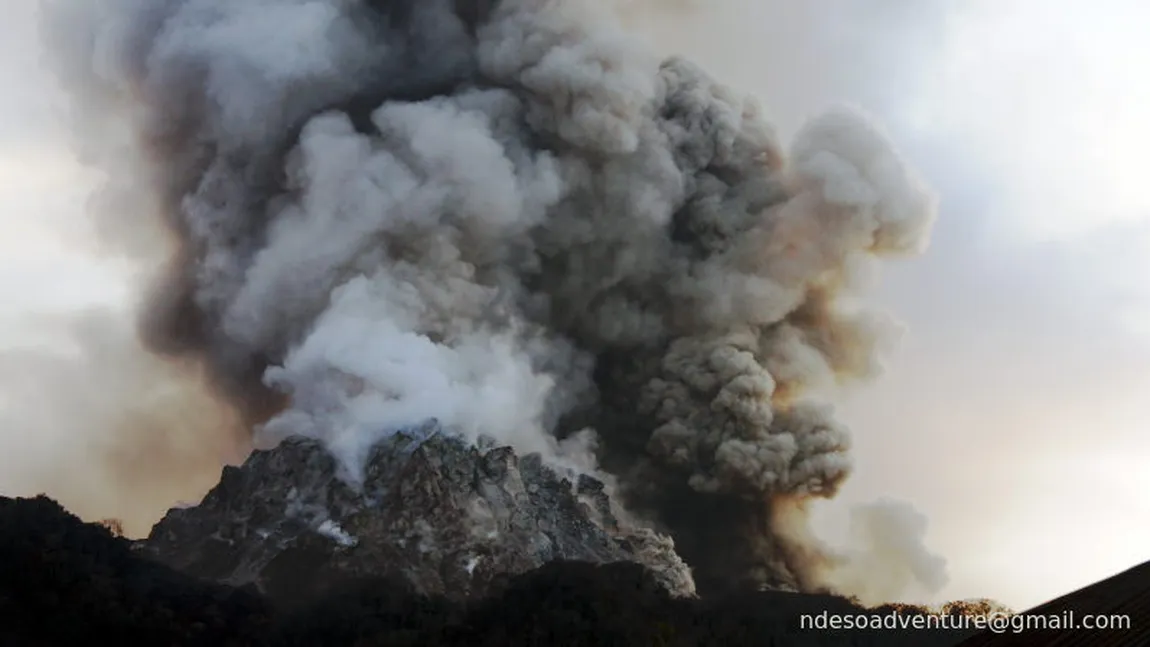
[38,0,939,596]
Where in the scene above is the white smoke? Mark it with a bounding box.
[821,500,950,606]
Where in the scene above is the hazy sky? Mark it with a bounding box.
[2,0,1149,611]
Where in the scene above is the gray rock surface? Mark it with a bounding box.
[138,421,694,605]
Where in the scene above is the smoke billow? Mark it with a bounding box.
[37,0,941,597]
[825,500,951,606]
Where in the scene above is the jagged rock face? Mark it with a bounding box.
[139,423,694,606]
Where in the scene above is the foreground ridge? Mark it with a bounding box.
[1,494,980,646]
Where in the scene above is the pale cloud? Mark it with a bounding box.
[921,0,1150,243]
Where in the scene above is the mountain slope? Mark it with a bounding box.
[957,561,1150,646]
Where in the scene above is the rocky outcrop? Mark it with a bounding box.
[138,421,694,606]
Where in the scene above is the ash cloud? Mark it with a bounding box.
[37,0,940,596]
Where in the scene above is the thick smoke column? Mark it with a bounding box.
[39,0,938,594]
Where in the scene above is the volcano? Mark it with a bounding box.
[31,0,953,622]
[138,420,694,607]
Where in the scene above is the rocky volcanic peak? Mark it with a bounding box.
[139,421,695,605]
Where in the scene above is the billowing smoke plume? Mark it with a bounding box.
[37,0,939,595]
